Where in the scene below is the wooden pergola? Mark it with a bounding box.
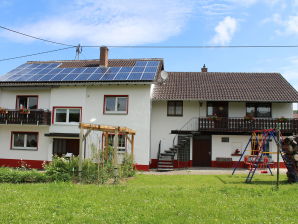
[78,123,136,172]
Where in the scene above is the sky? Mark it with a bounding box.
[1,0,298,95]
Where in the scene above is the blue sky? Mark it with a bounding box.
[1,0,298,93]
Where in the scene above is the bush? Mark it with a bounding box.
[119,153,136,178]
[0,167,48,183]
[44,147,136,184]
[44,156,78,182]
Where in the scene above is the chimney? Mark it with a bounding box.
[100,46,109,67]
[201,64,208,72]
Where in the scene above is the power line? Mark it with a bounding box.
[0,46,75,62]
[83,45,298,48]
[0,25,75,47]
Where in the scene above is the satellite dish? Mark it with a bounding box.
[160,70,168,81]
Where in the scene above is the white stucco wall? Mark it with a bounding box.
[229,102,246,117]
[0,88,51,109]
[150,100,205,159]
[212,134,282,162]
[272,103,293,118]
[0,125,50,161]
[84,85,152,166]
[0,85,152,166]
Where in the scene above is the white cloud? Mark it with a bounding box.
[1,0,195,45]
[210,16,237,45]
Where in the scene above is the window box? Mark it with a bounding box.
[104,96,128,114]
[19,108,31,114]
[11,132,38,150]
[53,107,81,124]
[167,101,183,116]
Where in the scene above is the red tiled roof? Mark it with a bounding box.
[152,72,298,102]
[28,59,164,68]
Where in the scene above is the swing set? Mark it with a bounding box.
[232,129,283,184]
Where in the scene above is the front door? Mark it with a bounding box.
[53,138,80,156]
[192,136,211,167]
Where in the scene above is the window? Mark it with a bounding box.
[167,101,183,116]
[107,134,126,152]
[11,132,38,150]
[104,96,128,114]
[54,107,81,124]
[207,102,228,117]
[246,103,271,118]
[16,96,38,109]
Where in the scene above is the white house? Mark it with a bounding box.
[0,47,298,171]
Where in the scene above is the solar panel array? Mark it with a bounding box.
[0,60,160,82]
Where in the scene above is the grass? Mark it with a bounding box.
[0,174,297,224]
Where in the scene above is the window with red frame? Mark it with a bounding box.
[54,108,81,124]
[107,134,126,152]
[16,96,38,109]
[11,132,38,150]
[104,96,128,114]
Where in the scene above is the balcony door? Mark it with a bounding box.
[207,102,228,117]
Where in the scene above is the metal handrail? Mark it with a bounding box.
[172,117,198,146]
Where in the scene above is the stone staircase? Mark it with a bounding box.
[157,135,191,171]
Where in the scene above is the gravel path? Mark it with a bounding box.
[140,167,288,175]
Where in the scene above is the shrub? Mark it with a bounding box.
[44,145,136,184]
[0,167,48,183]
[119,153,136,178]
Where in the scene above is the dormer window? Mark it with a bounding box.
[16,96,38,109]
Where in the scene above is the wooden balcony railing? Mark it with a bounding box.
[198,117,298,133]
[0,109,51,125]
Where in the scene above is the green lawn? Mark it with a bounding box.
[0,174,297,224]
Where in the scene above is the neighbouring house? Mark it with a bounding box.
[0,47,298,171]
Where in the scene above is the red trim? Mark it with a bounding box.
[52,106,82,124]
[0,158,46,169]
[16,95,39,110]
[10,131,39,150]
[134,164,149,171]
[150,159,192,169]
[103,95,129,115]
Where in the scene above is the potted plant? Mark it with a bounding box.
[244,114,255,121]
[19,108,30,114]
[207,114,221,121]
[275,117,288,122]
[0,107,8,114]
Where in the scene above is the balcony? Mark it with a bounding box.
[0,109,51,125]
[171,117,298,134]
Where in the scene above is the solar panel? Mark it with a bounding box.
[144,67,157,73]
[62,73,80,81]
[38,75,54,81]
[141,73,156,80]
[88,73,103,81]
[128,73,142,80]
[135,61,147,66]
[75,74,92,81]
[101,73,116,81]
[1,60,160,82]
[114,73,129,80]
[119,67,133,72]
[132,67,145,73]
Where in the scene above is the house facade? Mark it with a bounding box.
[150,69,298,170]
[0,47,298,170]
